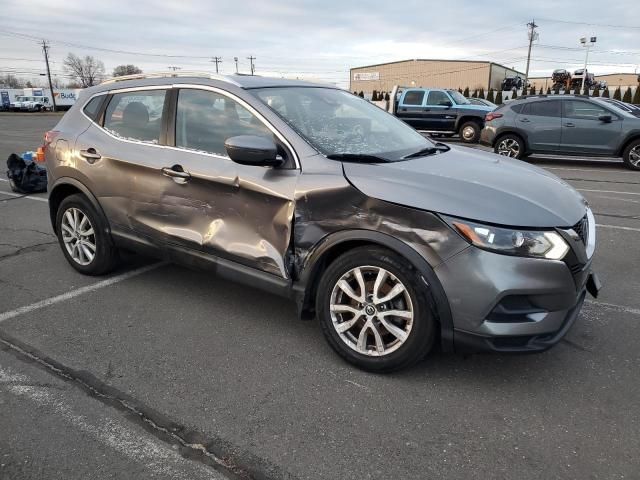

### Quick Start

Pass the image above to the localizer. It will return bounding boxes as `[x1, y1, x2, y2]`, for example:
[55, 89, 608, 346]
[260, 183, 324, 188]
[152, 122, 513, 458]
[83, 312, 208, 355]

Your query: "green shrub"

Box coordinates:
[529, 86, 536, 95]
[602, 87, 610, 98]
[495, 90, 503, 105]
[384, 92, 390, 101]
[623, 87, 633, 103]
[478, 88, 485, 99]
[613, 87, 621, 100]
[583, 84, 590, 96]
[547, 87, 552, 95]
[463, 87, 470, 97]
[633, 87, 640, 105]
[358, 91, 364, 98]
[592, 86, 600, 97]
[487, 88, 495, 103]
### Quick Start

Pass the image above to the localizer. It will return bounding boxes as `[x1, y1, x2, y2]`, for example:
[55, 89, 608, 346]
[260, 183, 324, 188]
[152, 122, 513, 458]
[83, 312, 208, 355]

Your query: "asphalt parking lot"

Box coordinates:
[1, 114, 639, 479]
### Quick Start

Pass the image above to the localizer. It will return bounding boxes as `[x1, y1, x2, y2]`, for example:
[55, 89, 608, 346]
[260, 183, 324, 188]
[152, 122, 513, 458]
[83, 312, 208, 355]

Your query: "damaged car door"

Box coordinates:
[158, 87, 299, 278]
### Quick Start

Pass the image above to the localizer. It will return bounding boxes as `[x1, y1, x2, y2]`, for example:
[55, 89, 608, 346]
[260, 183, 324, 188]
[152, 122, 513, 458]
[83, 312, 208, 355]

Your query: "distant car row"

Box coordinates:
[480, 94, 640, 170]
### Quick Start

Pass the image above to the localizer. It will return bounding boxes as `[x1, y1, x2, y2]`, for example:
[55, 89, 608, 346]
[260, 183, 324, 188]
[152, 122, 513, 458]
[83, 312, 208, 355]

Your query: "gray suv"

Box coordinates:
[481, 94, 640, 170]
[45, 73, 600, 372]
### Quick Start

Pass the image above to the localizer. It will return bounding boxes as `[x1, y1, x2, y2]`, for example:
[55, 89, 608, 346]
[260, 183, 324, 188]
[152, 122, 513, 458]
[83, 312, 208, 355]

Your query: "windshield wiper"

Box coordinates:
[402, 143, 450, 159]
[326, 153, 390, 163]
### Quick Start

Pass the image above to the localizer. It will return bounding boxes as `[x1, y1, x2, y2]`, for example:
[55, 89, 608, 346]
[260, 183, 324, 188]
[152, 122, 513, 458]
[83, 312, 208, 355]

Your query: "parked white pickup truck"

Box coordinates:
[10, 95, 52, 112]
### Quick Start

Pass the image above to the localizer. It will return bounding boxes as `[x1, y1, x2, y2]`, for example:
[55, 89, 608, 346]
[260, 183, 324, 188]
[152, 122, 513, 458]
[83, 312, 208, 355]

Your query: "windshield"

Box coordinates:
[252, 87, 434, 161]
[448, 90, 470, 105]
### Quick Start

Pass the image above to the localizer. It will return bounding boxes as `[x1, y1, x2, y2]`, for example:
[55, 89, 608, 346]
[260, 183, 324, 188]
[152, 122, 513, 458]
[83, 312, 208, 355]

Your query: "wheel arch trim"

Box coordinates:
[48, 177, 109, 235]
[294, 229, 455, 351]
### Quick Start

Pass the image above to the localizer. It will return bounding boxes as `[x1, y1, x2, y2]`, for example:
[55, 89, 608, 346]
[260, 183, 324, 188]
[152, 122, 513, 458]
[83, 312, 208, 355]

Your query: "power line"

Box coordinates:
[536, 18, 640, 30]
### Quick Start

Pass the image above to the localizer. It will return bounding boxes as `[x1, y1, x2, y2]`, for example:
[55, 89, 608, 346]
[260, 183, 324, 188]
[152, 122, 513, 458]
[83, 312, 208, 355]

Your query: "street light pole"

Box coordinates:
[580, 36, 597, 92]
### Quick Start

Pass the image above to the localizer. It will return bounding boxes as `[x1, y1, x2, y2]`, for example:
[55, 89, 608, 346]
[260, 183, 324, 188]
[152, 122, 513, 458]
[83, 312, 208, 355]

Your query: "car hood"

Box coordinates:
[457, 104, 494, 112]
[342, 145, 587, 228]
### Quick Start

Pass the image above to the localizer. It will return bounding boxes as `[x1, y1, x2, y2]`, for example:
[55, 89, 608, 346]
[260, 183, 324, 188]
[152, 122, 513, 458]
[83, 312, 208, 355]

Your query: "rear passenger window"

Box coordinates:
[527, 101, 560, 117]
[104, 90, 166, 143]
[83, 96, 104, 121]
[175, 89, 272, 157]
[402, 91, 425, 106]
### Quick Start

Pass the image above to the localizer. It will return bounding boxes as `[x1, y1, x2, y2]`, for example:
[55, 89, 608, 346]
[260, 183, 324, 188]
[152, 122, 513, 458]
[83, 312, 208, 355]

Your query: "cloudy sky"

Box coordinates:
[1, 0, 638, 88]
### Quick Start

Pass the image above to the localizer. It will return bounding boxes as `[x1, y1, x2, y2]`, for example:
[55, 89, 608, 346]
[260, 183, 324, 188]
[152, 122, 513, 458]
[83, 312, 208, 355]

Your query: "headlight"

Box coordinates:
[444, 216, 570, 260]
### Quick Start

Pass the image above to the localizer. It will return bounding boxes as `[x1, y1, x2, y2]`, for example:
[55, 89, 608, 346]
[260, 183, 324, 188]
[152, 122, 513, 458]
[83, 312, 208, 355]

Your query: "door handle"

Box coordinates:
[519, 118, 530, 123]
[161, 166, 191, 184]
[79, 148, 101, 163]
[564, 122, 575, 127]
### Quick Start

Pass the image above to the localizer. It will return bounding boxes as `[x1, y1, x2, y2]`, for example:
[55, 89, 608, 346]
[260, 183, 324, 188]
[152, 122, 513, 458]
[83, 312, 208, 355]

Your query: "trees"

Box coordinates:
[622, 87, 633, 103]
[602, 87, 610, 98]
[64, 53, 105, 87]
[613, 87, 622, 100]
[487, 88, 495, 103]
[592, 86, 600, 98]
[384, 92, 390, 101]
[358, 91, 364, 98]
[633, 87, 640, 105]
[547, 86, 552, 95]
[583, 84, 590, 96]
[478, 88, 485, 99]
[463, 87, 470, 97]
[495, 90, 503, 105]
[0, 74, 24, 88]
[112, 65, 142, 77]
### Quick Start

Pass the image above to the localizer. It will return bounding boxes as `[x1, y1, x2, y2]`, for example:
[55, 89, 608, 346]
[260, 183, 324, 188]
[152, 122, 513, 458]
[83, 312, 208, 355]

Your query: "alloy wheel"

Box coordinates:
[329, 266, 414, 356]
[497, 138, 520, 157]
[629, 145, 640, 167]
[61, 207, 96, 266]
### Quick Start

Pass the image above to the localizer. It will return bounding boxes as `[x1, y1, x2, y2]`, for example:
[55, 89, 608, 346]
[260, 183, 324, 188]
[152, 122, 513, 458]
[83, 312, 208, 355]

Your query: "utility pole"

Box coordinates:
[41, 40, 57, 112]
[211, 56, 222, 74]
[234, 57, 239, 73]
[247, 55, 256, 75]
[523, 20, 538, 93]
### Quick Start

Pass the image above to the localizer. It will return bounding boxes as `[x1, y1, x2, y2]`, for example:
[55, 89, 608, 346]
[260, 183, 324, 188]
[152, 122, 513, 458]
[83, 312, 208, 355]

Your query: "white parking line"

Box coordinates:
[0, 365, 223, 479]
[586, 300, 640, 316]
[0, 263, 165, 323]
[596, 224, 640, 232]
[0, 190, 48, 202]
[578, 189, 640, 196]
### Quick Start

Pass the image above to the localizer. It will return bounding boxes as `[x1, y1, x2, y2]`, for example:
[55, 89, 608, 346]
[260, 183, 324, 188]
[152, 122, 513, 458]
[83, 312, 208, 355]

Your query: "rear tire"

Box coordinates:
[459, 120, 481, 143]
[622, 139, 640, 171]
[316, 247, 437, 372]
[494, 134, 525, 159]
[55, 194, 119, 275]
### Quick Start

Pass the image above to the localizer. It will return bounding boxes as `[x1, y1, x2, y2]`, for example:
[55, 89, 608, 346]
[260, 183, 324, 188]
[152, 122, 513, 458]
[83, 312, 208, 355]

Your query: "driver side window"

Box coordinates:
[175, 89, 272, 157]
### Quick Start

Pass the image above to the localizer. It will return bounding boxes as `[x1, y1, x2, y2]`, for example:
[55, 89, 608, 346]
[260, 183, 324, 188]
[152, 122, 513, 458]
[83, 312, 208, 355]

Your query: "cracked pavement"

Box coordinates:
[0, 114, 639, 479]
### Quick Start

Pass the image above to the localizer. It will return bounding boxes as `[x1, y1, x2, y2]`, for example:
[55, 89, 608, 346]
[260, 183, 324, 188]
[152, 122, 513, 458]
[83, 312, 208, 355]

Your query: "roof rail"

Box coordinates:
[100, 71, 242, 87]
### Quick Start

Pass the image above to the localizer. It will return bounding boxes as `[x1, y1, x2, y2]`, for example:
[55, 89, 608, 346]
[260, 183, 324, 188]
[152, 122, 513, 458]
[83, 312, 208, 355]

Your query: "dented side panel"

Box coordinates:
[291, 154, 469, 280]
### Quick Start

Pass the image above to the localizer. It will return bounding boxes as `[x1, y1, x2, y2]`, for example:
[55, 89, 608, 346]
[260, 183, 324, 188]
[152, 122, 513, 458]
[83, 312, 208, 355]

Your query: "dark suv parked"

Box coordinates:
[481, 95, 640, 170]
[46, 74, 599, 372]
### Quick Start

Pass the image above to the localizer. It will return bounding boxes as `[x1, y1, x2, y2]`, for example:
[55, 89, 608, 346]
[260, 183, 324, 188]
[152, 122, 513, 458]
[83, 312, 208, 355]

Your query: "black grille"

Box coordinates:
[572, 215, 588, 245]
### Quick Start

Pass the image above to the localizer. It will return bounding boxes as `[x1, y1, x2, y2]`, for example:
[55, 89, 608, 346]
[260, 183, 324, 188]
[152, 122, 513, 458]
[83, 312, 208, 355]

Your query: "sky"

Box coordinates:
[1, 0, 639, 89]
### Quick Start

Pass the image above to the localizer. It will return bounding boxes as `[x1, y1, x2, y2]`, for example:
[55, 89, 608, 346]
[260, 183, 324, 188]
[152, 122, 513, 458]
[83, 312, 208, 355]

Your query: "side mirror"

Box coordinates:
[441, 100, 453, 108]
[224, 135, 284, 167]
[599, 114, 612, 123]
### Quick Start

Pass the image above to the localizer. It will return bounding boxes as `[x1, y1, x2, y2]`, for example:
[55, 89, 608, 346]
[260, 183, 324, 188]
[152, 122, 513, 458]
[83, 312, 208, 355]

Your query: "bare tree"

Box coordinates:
[63, 53, 105, 87]
[0, 74, 24, 88]
[113, 65, 142, 77]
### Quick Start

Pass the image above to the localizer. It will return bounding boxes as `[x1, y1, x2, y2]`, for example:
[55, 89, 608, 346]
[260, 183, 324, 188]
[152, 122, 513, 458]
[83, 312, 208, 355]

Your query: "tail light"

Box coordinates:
[485, 112, 503, 122]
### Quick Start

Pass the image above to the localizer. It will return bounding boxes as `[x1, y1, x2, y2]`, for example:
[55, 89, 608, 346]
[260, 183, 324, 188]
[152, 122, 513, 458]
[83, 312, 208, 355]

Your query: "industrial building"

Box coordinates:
[350, 59, 524, 94]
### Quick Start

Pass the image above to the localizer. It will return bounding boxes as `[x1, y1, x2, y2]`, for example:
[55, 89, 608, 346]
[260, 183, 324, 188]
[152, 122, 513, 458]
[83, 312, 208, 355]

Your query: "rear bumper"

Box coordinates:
[479, 126, 496, 147]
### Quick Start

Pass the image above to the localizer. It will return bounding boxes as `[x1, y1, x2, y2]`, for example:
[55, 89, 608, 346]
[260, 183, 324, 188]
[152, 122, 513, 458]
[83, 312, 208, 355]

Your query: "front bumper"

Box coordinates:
[434, 246, 600, 353]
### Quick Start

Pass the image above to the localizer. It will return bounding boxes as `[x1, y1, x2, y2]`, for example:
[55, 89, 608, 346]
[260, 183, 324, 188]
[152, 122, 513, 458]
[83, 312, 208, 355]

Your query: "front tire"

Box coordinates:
[55, 194, 119, 275]
[622, 139, 640, 171]
[316, 247, 436, 372]
[459, 120, 481, 143]
[494, 134, 525, 159]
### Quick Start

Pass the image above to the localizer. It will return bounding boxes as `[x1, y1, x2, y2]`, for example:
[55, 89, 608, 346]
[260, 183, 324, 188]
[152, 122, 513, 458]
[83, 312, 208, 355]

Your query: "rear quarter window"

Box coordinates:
[83, 96, 104, 121]
[402, 91, 425, 106]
